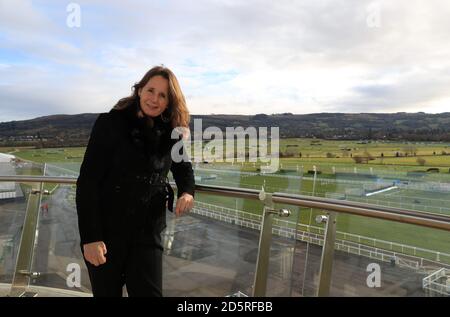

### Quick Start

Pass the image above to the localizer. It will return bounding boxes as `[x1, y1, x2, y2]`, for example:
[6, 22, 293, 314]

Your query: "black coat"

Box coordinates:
[76, 103, 195, 246]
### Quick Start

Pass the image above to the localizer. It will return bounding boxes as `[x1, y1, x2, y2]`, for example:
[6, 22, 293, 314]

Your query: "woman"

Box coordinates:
[76, 66, 195, 297]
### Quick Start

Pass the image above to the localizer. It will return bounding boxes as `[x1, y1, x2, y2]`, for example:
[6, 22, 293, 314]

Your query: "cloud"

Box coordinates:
[1, 0, 450, 121]
[343, 67, 450, 113]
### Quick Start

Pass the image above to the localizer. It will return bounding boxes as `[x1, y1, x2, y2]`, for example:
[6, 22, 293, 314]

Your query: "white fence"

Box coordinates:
[191, 201, 450, 269]
[423, 268, 450, 296]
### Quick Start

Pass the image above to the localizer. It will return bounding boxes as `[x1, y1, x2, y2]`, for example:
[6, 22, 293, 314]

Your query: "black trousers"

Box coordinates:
[84, 241, 163, 297]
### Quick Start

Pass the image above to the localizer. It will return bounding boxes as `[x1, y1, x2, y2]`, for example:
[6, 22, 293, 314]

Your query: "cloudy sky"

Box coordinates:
[1, 0, 450, 122]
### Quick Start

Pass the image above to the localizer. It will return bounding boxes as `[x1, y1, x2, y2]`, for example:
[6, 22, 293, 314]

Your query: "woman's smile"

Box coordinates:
[138, 75, 169, 118]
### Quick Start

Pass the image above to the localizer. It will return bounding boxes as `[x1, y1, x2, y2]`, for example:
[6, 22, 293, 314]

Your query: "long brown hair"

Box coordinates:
[114, 66, 190, 128]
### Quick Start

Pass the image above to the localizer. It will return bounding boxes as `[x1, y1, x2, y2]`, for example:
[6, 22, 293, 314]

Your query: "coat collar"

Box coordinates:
[113, 99, 173, 157]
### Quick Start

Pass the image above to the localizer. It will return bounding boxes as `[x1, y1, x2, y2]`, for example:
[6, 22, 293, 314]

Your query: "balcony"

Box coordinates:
[0, 161, 449, 297]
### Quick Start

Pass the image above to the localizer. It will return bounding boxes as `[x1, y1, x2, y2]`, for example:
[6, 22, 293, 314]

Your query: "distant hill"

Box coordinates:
[1, 112, 450, 147]
[0, 113, 98, 147]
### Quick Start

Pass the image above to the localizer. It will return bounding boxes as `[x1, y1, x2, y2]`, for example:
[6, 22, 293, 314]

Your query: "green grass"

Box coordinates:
[13, 147, 86, 163]
[278, 138, 450, 159]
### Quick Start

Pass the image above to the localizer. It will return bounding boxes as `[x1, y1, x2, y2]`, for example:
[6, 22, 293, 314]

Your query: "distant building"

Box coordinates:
[0, 152, 20, 200]
[0, 153, 15, 162]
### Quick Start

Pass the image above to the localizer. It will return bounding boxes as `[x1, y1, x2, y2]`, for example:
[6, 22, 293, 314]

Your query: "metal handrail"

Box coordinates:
[275, 192, 450, 220]
[2, 175, 450, 231]
[272, 193, 450, 232]
[0, 175, 76, 184]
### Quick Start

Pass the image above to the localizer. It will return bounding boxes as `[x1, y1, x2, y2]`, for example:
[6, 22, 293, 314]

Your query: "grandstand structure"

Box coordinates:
[0, 153, 20, 200]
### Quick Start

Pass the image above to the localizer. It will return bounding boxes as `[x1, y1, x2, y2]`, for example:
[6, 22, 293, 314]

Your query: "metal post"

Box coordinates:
[253, 193, 274, 297]
[9, 182, 44, 297]
[317, 211, 337, 297]
[253, 189, 291, 297]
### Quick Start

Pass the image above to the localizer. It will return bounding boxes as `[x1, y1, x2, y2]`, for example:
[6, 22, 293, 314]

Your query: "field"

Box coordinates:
[1, 147, 86, 164]
[2, 139, 450, 259]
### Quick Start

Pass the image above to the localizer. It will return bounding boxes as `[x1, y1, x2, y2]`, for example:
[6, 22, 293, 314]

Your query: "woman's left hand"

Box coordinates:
[175, 193, 194, 217]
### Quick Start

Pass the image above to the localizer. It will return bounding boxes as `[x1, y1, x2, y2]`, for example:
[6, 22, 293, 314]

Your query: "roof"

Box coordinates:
[0, 152, 16, 162]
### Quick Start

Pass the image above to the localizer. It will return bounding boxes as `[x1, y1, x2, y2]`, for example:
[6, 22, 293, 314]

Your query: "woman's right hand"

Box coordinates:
[83, 241, 107, 266]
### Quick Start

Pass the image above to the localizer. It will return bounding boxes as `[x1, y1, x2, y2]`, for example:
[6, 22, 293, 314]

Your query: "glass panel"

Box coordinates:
[329, 216, 450, 296]
[165, 160, 262, 296]
[0, 181, 28, 296]
[29, 162, 90, 295]
[163, 196, 263, 296]
[0, 160, 44, 295]
[292, 205, 327, 297]
[284, 162, 333, 297]
[45, 162, 82, 178]
[265, 166, 303, 297]
[266, 209, 301, 297]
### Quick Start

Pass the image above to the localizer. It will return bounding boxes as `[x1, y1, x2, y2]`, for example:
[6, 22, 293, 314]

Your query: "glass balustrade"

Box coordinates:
[324, 215, 450, 296]
[0, 161, 44, 296]
[0, 181, 28, 296]
[0, 159, 449, 297]
[29, 162, 89, 295]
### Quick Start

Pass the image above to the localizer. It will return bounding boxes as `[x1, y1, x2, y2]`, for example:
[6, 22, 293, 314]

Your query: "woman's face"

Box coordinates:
[138, 75, 169, 118]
